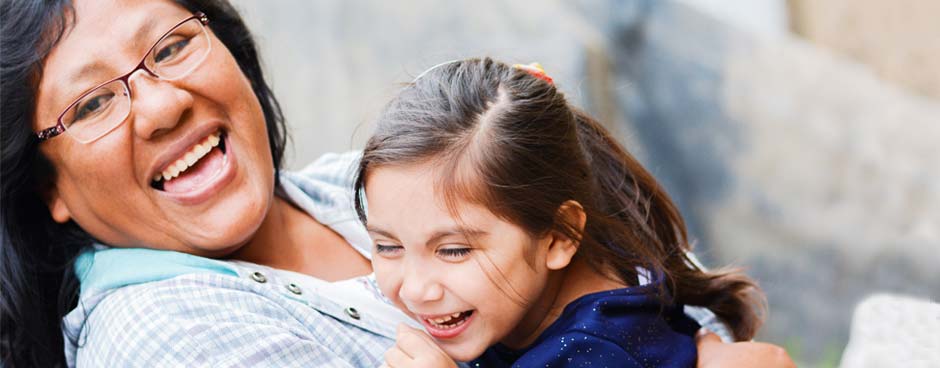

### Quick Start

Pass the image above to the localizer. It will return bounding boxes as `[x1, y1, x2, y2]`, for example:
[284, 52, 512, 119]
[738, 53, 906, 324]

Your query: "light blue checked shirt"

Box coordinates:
[61, 151, 731, 367]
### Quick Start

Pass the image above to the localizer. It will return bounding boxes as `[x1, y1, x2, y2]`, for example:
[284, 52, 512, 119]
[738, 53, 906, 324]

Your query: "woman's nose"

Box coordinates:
[127, 69, 193, 140]
[398, 262, 444, 305]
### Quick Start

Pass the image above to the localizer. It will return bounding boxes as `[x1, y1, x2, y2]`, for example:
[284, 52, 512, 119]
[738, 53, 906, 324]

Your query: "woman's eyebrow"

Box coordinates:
[65, 60, 107, 86]
[64, 16, 161, 86]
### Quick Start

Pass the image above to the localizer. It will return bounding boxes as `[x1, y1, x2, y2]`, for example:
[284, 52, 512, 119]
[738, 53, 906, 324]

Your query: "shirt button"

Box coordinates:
[250, 271, 267, 283]
[344, 307, 361, 320]
[285, 283, 303, 295]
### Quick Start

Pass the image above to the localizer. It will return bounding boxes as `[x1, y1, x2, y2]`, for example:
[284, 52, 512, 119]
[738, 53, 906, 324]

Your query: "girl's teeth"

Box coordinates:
[429, 312, 467, 325]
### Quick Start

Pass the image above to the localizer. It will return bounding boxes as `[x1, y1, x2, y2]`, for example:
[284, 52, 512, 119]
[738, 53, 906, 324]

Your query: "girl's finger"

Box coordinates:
[384, 346, 413, 367]
[395, 324, 439, 355]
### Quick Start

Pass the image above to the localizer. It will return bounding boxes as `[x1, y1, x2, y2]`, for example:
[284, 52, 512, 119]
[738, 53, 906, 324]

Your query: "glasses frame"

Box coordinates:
[37, 12, 210, 143]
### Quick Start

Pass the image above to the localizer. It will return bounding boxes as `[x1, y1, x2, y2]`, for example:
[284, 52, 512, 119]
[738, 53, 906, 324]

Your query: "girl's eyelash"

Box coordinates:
[437, 248, 471, 257]
[375, 244, 402, 253]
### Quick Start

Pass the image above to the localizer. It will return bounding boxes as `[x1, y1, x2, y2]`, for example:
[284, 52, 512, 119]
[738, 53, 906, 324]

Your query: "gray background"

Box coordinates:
[231, 1, 940, 366]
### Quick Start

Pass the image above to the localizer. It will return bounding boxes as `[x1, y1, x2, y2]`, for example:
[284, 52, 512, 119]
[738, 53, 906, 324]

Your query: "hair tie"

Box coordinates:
[513, 62, 554, 85]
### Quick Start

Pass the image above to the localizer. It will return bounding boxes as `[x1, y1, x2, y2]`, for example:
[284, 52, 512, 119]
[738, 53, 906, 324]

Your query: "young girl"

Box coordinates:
[354, 58, 764, 367]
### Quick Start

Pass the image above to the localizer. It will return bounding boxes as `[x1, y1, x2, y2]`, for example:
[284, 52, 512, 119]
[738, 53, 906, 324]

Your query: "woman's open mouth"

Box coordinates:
[149, 129, 237, 206]
[421, 310, 474, 339]
[151, 130, 227, 192]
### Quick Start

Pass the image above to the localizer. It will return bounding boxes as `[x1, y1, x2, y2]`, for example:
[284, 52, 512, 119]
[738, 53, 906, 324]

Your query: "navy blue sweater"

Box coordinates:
[470, 286, 700, 367]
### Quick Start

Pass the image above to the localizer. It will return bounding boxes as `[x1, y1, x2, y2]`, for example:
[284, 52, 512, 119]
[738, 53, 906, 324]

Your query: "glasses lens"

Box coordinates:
[61, 79, 131, 143]
[146, 18, 211, 80]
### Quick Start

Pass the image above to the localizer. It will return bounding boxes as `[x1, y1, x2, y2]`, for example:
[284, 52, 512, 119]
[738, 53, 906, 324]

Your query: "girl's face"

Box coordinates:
[365, 164, 561, 361]
[33, 0, 274, 256]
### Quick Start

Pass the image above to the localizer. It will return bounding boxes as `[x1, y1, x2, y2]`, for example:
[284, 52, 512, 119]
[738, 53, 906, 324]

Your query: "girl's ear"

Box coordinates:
[545, 200, 586, 270]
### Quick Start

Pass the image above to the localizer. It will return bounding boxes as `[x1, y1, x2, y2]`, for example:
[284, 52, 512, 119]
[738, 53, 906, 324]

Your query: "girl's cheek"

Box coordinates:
[373, 263, 400, 301]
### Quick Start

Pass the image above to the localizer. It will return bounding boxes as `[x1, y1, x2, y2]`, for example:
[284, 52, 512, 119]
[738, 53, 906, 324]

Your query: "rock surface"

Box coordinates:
[839, 294, 940, 368]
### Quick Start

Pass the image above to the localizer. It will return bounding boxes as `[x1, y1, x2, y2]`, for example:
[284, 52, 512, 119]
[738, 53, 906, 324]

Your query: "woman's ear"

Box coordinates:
[45, 186, 72, 224]
[545, 200, 586, 270]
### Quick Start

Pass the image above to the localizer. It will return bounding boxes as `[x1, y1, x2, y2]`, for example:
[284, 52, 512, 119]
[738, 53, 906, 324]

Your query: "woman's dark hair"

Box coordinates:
[354, 57, 765, 341]
[0, 1, 288, 366]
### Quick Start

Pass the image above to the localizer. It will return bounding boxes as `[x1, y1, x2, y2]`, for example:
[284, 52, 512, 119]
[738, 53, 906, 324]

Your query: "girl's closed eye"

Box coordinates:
[375, 244, 404, 257]
[436, 246, 472, 261]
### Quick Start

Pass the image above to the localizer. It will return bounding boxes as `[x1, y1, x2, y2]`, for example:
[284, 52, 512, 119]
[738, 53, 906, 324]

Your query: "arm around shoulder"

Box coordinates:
[70, 277, 361, 367]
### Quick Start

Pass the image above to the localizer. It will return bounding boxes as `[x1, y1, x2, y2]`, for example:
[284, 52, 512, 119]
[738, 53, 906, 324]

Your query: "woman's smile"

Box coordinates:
[150, 128, 237, 205]
[29, 0, 277, 254]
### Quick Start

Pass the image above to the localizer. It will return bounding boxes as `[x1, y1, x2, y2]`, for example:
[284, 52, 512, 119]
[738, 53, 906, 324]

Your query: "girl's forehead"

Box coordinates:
[366, 166, 503, 233]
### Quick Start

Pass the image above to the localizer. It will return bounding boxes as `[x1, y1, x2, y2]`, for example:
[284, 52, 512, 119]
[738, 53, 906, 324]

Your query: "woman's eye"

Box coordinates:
[154, 38, 192, 63]
[375, 244, 404, 257]
[437, 247, 471, 260]
[72, 92, 114, 123]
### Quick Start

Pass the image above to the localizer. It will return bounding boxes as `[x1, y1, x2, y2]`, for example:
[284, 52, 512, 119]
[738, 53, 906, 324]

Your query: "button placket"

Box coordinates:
[344, 307, 361, 320]
[250, 271, 267, 283]
[286, 283, 303, 295]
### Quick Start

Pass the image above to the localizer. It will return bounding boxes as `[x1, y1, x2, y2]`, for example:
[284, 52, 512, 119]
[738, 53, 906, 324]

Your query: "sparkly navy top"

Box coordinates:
[470, 286, 700, 367]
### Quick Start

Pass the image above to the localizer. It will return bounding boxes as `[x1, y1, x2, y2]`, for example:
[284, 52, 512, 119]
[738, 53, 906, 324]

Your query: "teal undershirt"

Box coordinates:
[75, 247, 238, 296]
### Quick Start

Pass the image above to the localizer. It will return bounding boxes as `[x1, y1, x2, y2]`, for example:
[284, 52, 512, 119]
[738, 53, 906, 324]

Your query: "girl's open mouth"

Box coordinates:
[421, 310, 474, 339]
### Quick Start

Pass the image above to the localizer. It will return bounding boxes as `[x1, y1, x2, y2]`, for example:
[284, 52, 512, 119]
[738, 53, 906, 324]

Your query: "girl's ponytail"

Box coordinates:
[573, 109, 765, 340]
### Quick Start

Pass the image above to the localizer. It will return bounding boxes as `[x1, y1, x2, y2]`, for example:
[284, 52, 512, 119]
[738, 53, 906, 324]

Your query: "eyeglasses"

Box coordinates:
[36, 12, 212, 144]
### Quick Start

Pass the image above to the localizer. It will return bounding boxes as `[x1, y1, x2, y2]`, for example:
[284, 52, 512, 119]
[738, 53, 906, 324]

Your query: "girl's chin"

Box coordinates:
[440, 342, 487, 363]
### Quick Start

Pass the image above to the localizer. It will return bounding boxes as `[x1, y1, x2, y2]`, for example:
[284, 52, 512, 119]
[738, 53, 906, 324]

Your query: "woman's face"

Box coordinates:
[365, 164, 558, 361]
[33, 0, 275, 256]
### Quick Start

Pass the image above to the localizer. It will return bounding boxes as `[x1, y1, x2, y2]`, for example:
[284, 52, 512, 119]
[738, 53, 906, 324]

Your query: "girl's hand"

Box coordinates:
[695, 329, 796, 368]
[381, 324, 458, 368]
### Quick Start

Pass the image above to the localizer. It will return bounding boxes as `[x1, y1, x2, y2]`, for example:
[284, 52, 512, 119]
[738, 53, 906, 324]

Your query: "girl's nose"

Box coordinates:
[127, 69, 193, 140]
[399, 262, 445, 305]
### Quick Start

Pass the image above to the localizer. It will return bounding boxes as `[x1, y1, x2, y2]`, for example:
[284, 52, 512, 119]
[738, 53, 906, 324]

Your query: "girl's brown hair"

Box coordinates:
[354, 57, 765, 340]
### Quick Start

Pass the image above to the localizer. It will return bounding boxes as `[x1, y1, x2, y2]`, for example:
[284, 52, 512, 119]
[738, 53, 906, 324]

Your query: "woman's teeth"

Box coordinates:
[153, 132, 221, 182]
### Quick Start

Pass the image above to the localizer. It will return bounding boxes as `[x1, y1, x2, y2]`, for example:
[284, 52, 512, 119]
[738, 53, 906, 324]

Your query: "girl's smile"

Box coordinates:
[365, 163, 571, 361]
[418, 310, 475, 339]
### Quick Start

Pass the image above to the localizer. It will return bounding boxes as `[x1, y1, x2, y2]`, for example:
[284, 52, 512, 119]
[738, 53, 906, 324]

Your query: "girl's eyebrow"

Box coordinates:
[365, 225, 488, 246]
[365, 226, 398, 241]
[426, 228, 488, 246]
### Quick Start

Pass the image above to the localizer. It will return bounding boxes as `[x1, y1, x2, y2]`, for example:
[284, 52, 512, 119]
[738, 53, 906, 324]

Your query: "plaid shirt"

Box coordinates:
[62, 151, 731, 367]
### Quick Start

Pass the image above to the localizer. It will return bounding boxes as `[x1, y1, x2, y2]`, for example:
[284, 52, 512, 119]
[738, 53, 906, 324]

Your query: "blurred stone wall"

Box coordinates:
[231, 1, 939, 366]
[231, 0, 609, 169]
[789, 0, 940, 99]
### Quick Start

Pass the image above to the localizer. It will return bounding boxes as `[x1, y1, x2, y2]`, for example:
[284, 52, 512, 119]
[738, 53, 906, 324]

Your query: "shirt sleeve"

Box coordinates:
[71, 276, 373, 367]
[295, 150, 363, 191]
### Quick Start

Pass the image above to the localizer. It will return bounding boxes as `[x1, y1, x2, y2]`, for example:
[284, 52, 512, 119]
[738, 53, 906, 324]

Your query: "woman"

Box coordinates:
[0, 0, 794, 367]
